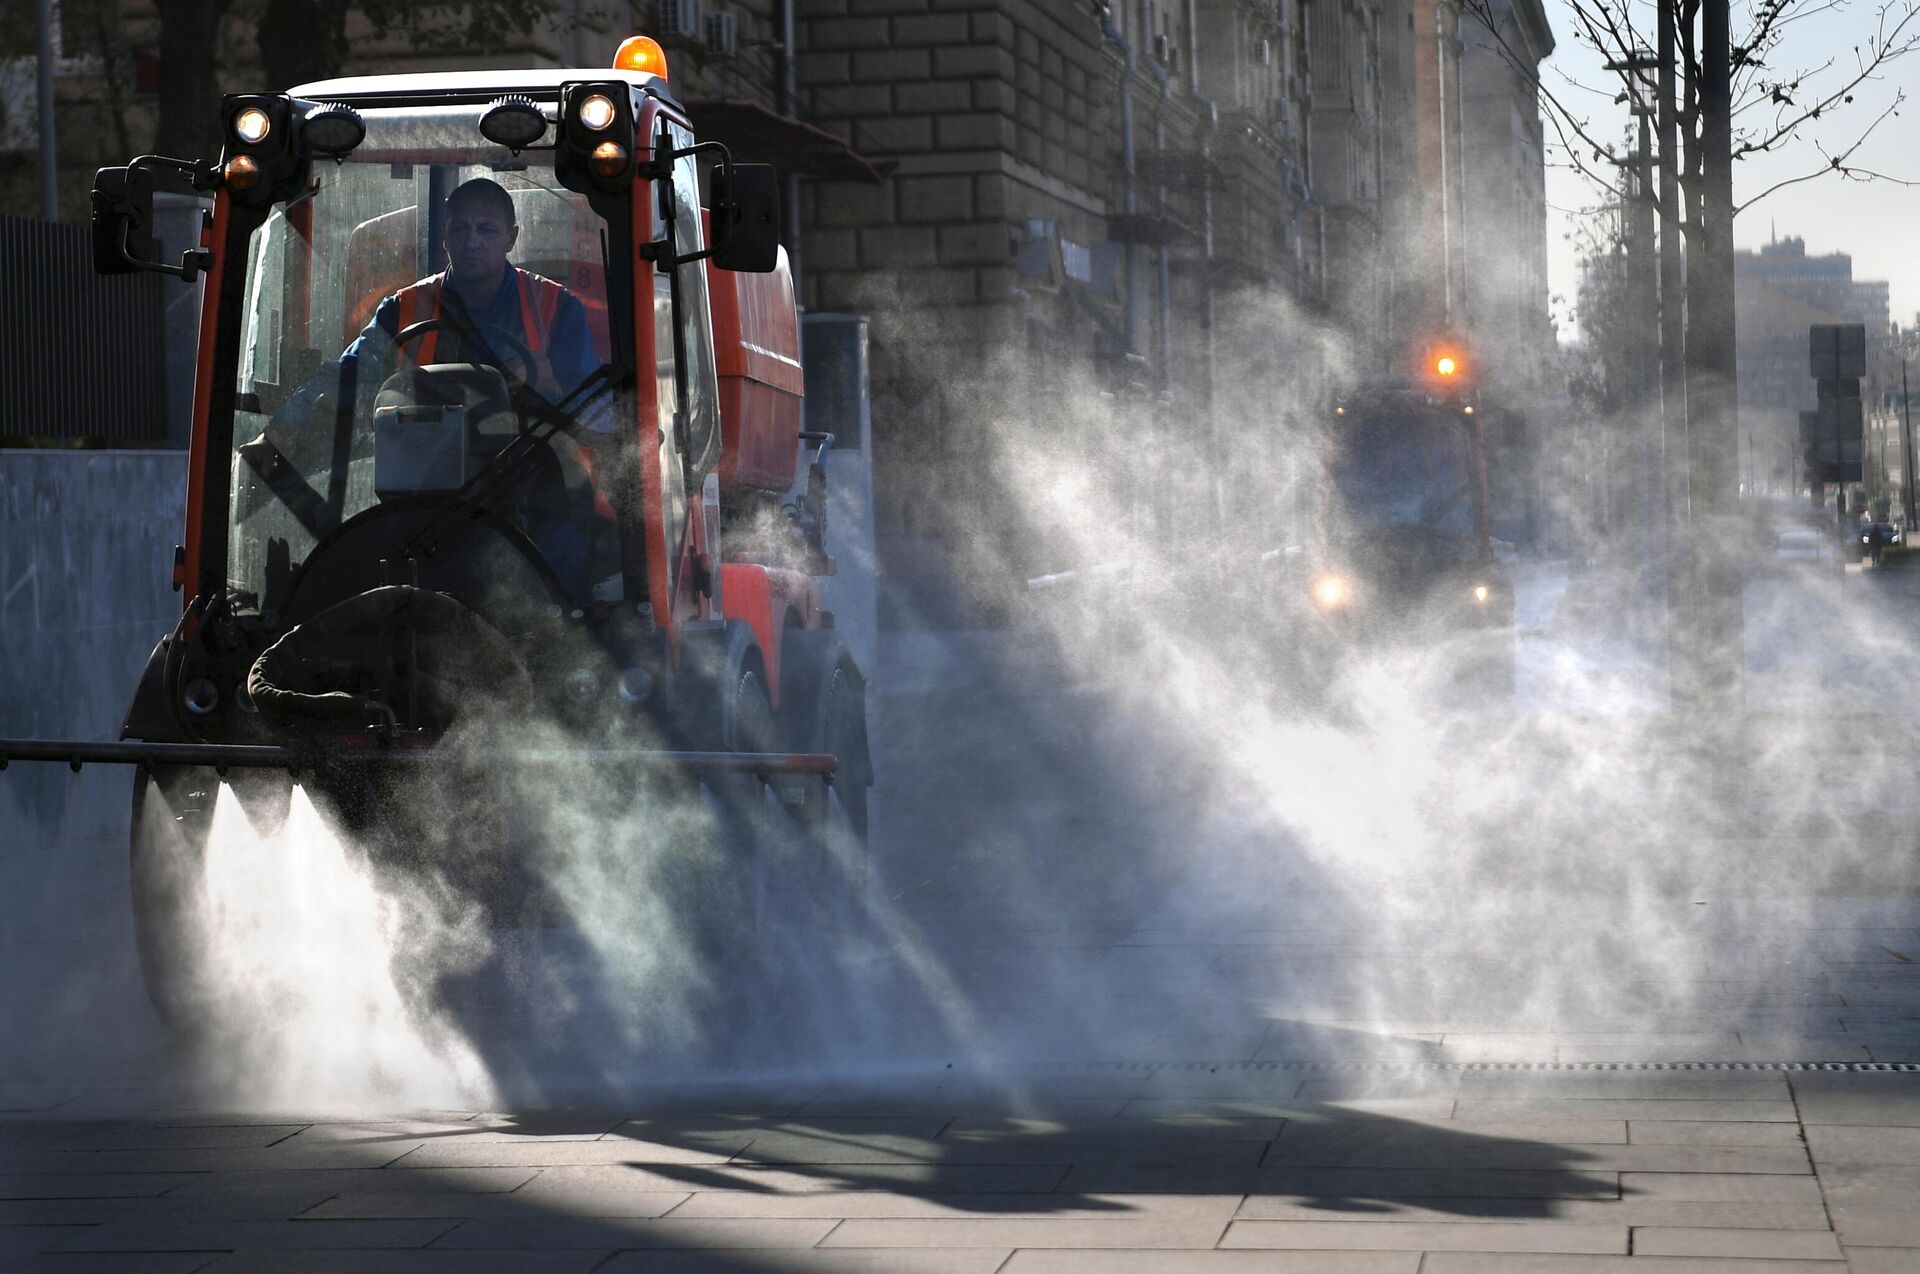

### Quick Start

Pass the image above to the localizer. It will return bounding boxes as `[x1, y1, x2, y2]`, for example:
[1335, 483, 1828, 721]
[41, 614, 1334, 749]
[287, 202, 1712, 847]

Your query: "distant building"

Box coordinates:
[1457, 0, 1556, 544]
[1735, 236, 1892, 493]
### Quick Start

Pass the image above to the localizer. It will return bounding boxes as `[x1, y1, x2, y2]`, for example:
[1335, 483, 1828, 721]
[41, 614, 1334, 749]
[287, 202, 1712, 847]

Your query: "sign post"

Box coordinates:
[1807, 324, 1866, 544]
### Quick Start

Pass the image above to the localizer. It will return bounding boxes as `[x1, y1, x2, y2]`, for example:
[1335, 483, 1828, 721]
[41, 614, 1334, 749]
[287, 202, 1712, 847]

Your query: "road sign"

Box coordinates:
[1810, 323, 1867, 379]
[1802, 407, 1864, 484]
[1818, 395, 1863, 440]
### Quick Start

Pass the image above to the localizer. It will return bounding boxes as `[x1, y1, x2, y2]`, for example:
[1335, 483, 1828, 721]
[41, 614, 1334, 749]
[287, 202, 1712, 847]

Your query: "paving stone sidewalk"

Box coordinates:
[1, 1063, 1916, 1273]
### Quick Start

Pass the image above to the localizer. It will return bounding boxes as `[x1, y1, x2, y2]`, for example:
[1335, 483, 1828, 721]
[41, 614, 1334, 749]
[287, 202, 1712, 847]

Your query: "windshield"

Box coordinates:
[1329, 411, 1479, 539]
[224, 104, 626, 621]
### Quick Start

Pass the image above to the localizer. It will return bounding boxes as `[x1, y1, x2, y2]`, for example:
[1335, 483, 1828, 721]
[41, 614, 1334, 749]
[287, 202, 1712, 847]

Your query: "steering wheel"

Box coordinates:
[394, 316, 538, 388]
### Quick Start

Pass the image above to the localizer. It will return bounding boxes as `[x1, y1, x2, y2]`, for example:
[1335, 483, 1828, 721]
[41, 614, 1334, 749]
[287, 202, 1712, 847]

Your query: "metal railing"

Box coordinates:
[0, 215, 169, 443]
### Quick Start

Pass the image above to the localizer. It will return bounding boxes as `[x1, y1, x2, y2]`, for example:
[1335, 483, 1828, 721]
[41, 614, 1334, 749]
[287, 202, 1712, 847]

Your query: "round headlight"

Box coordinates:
[589, 140, 628, 179]
[234, 107, 273, 145]
[222, 154, 264, 191]
[1472, 584, 1490, 603]
[578, 94, 617, 130]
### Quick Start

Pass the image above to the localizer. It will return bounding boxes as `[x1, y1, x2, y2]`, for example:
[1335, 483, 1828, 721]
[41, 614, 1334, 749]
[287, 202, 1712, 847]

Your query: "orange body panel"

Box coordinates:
[707, 226, 803, 495]
[182, 195, 230, 606]
[718, 562, 820, 708]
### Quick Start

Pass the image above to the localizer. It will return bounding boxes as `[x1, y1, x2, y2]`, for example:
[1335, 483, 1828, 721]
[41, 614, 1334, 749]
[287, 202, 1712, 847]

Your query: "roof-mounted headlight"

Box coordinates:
[302, 103, 365, 157]
[480, 95, 548, 151]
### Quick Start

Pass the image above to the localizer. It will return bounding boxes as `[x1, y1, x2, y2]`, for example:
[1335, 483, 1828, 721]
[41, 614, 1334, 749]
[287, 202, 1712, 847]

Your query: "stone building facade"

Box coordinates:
[1457, 0, 1556, 543]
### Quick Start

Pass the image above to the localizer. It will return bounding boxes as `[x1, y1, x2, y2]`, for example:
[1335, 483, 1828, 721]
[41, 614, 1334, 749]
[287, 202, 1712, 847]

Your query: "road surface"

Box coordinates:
[3, 558, 1919, 1271]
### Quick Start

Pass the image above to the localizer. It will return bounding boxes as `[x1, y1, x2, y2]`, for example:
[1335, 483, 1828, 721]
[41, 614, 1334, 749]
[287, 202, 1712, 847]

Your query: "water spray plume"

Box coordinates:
[17, 277, 1918, 1115]
[190, 781, 495, 1111]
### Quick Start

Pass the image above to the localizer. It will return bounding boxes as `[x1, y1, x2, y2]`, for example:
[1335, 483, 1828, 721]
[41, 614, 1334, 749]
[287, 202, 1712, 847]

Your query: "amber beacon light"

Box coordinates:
[614, 35, 670, 79]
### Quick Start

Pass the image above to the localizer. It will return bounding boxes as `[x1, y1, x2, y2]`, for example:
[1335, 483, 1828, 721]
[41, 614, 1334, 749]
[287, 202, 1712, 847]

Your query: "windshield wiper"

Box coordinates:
[399, 363, 622, 563]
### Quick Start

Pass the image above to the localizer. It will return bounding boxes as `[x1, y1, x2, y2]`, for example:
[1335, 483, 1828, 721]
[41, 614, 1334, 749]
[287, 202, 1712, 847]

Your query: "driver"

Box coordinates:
[346, 177, 599, 406]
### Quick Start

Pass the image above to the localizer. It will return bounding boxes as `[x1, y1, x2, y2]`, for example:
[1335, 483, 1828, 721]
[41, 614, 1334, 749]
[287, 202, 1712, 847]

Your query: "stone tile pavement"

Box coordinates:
[2, 1064, 1918, 1272]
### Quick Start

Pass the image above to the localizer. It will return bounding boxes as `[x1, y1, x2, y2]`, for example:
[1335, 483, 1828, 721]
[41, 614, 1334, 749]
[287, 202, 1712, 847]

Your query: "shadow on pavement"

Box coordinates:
[0, 1097, 1620, 1270]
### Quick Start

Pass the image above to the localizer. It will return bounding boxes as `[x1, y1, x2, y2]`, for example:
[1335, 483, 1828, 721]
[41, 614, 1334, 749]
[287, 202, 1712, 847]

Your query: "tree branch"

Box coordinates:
[1734, 93, 1917, 212]
[1731, 0, 1920, 156]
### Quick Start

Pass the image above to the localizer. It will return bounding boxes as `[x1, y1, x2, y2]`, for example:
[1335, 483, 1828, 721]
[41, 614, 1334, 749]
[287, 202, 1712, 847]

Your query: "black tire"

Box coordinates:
[810, 663, 870, 846]
[696, 662, 779, 931]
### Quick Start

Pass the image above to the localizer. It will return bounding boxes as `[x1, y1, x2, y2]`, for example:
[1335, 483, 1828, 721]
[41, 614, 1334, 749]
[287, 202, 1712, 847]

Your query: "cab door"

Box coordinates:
[636, 102, 723, 630]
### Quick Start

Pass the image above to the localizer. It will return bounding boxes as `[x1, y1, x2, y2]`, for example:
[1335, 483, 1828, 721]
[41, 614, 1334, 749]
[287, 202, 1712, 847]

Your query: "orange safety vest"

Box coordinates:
[392, 268, 566, 393]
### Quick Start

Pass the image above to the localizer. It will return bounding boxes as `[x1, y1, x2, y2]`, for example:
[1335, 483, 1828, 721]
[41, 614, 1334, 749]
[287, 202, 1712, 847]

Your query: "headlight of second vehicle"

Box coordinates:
[1312, 574, 1350, 611]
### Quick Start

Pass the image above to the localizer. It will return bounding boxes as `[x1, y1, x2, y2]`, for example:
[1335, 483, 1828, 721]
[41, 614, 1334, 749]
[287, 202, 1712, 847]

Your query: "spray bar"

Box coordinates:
[0, 739, 837, 777]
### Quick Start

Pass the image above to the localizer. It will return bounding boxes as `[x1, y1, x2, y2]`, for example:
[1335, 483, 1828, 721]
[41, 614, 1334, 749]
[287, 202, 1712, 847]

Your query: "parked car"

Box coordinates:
[1772, 526, 1840, 573]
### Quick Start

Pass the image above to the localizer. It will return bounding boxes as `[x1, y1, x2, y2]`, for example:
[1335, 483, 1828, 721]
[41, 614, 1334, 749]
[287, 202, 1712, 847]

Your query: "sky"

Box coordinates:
[1540, 0, 1920, 339]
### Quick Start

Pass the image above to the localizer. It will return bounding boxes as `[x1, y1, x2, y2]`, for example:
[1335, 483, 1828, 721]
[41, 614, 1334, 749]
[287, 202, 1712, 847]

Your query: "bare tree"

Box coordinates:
[1455, 0, 1920, 725]
[139, 1, 567, 162]
[257, 1, 562, 93]
[157, 0, 236, 160]
[1464, 0, 1919, 232]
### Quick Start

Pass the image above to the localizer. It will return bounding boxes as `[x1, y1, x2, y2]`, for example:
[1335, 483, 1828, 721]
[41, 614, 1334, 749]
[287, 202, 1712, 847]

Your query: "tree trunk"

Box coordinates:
[155, 0, 234, 160]
[1658, 0, 1693, 715]
[258, 0, 354, 92]
[1684, 0, 1745, 791]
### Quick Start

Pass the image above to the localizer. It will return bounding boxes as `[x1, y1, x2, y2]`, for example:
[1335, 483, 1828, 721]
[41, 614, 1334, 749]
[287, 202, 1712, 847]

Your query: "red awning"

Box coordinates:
[684, 99, 894, 184]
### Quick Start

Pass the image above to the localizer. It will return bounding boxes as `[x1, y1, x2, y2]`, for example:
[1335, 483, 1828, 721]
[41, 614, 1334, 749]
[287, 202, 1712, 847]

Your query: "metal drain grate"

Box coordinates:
[1013, 1060, 1920, 1074]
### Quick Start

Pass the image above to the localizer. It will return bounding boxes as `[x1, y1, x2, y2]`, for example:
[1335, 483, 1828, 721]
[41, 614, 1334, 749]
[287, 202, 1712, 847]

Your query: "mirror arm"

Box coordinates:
[641, 139, 736, 184]
[128, 153, 224, 193]
[799, 430, 835, 466]
[112, 155, 222, 282]
[117, 217, 213, 284]
[641, 139, 746, 248]
[642, 243, 717, 270]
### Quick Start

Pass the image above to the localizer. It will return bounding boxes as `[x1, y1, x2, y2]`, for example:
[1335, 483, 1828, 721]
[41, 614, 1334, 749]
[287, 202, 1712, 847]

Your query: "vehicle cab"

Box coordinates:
[92, 39, 795, 747]
[1303, 383, 1508, 631]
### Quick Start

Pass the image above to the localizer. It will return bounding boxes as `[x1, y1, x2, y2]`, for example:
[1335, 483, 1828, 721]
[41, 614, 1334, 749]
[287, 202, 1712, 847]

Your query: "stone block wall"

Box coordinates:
[797, 0, 1121, 321]
[795, 0, 1273, 607]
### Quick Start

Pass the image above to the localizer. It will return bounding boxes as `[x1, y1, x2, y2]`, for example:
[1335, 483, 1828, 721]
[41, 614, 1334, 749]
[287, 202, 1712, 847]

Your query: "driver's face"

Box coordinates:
[444, 200, 517, 288]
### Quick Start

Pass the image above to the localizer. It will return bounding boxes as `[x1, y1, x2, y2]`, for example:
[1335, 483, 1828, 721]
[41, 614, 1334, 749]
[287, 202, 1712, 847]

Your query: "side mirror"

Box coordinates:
[710, 163, 780, 274]
[91, 166, 155, 276]
[91, 160, 214, 282]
